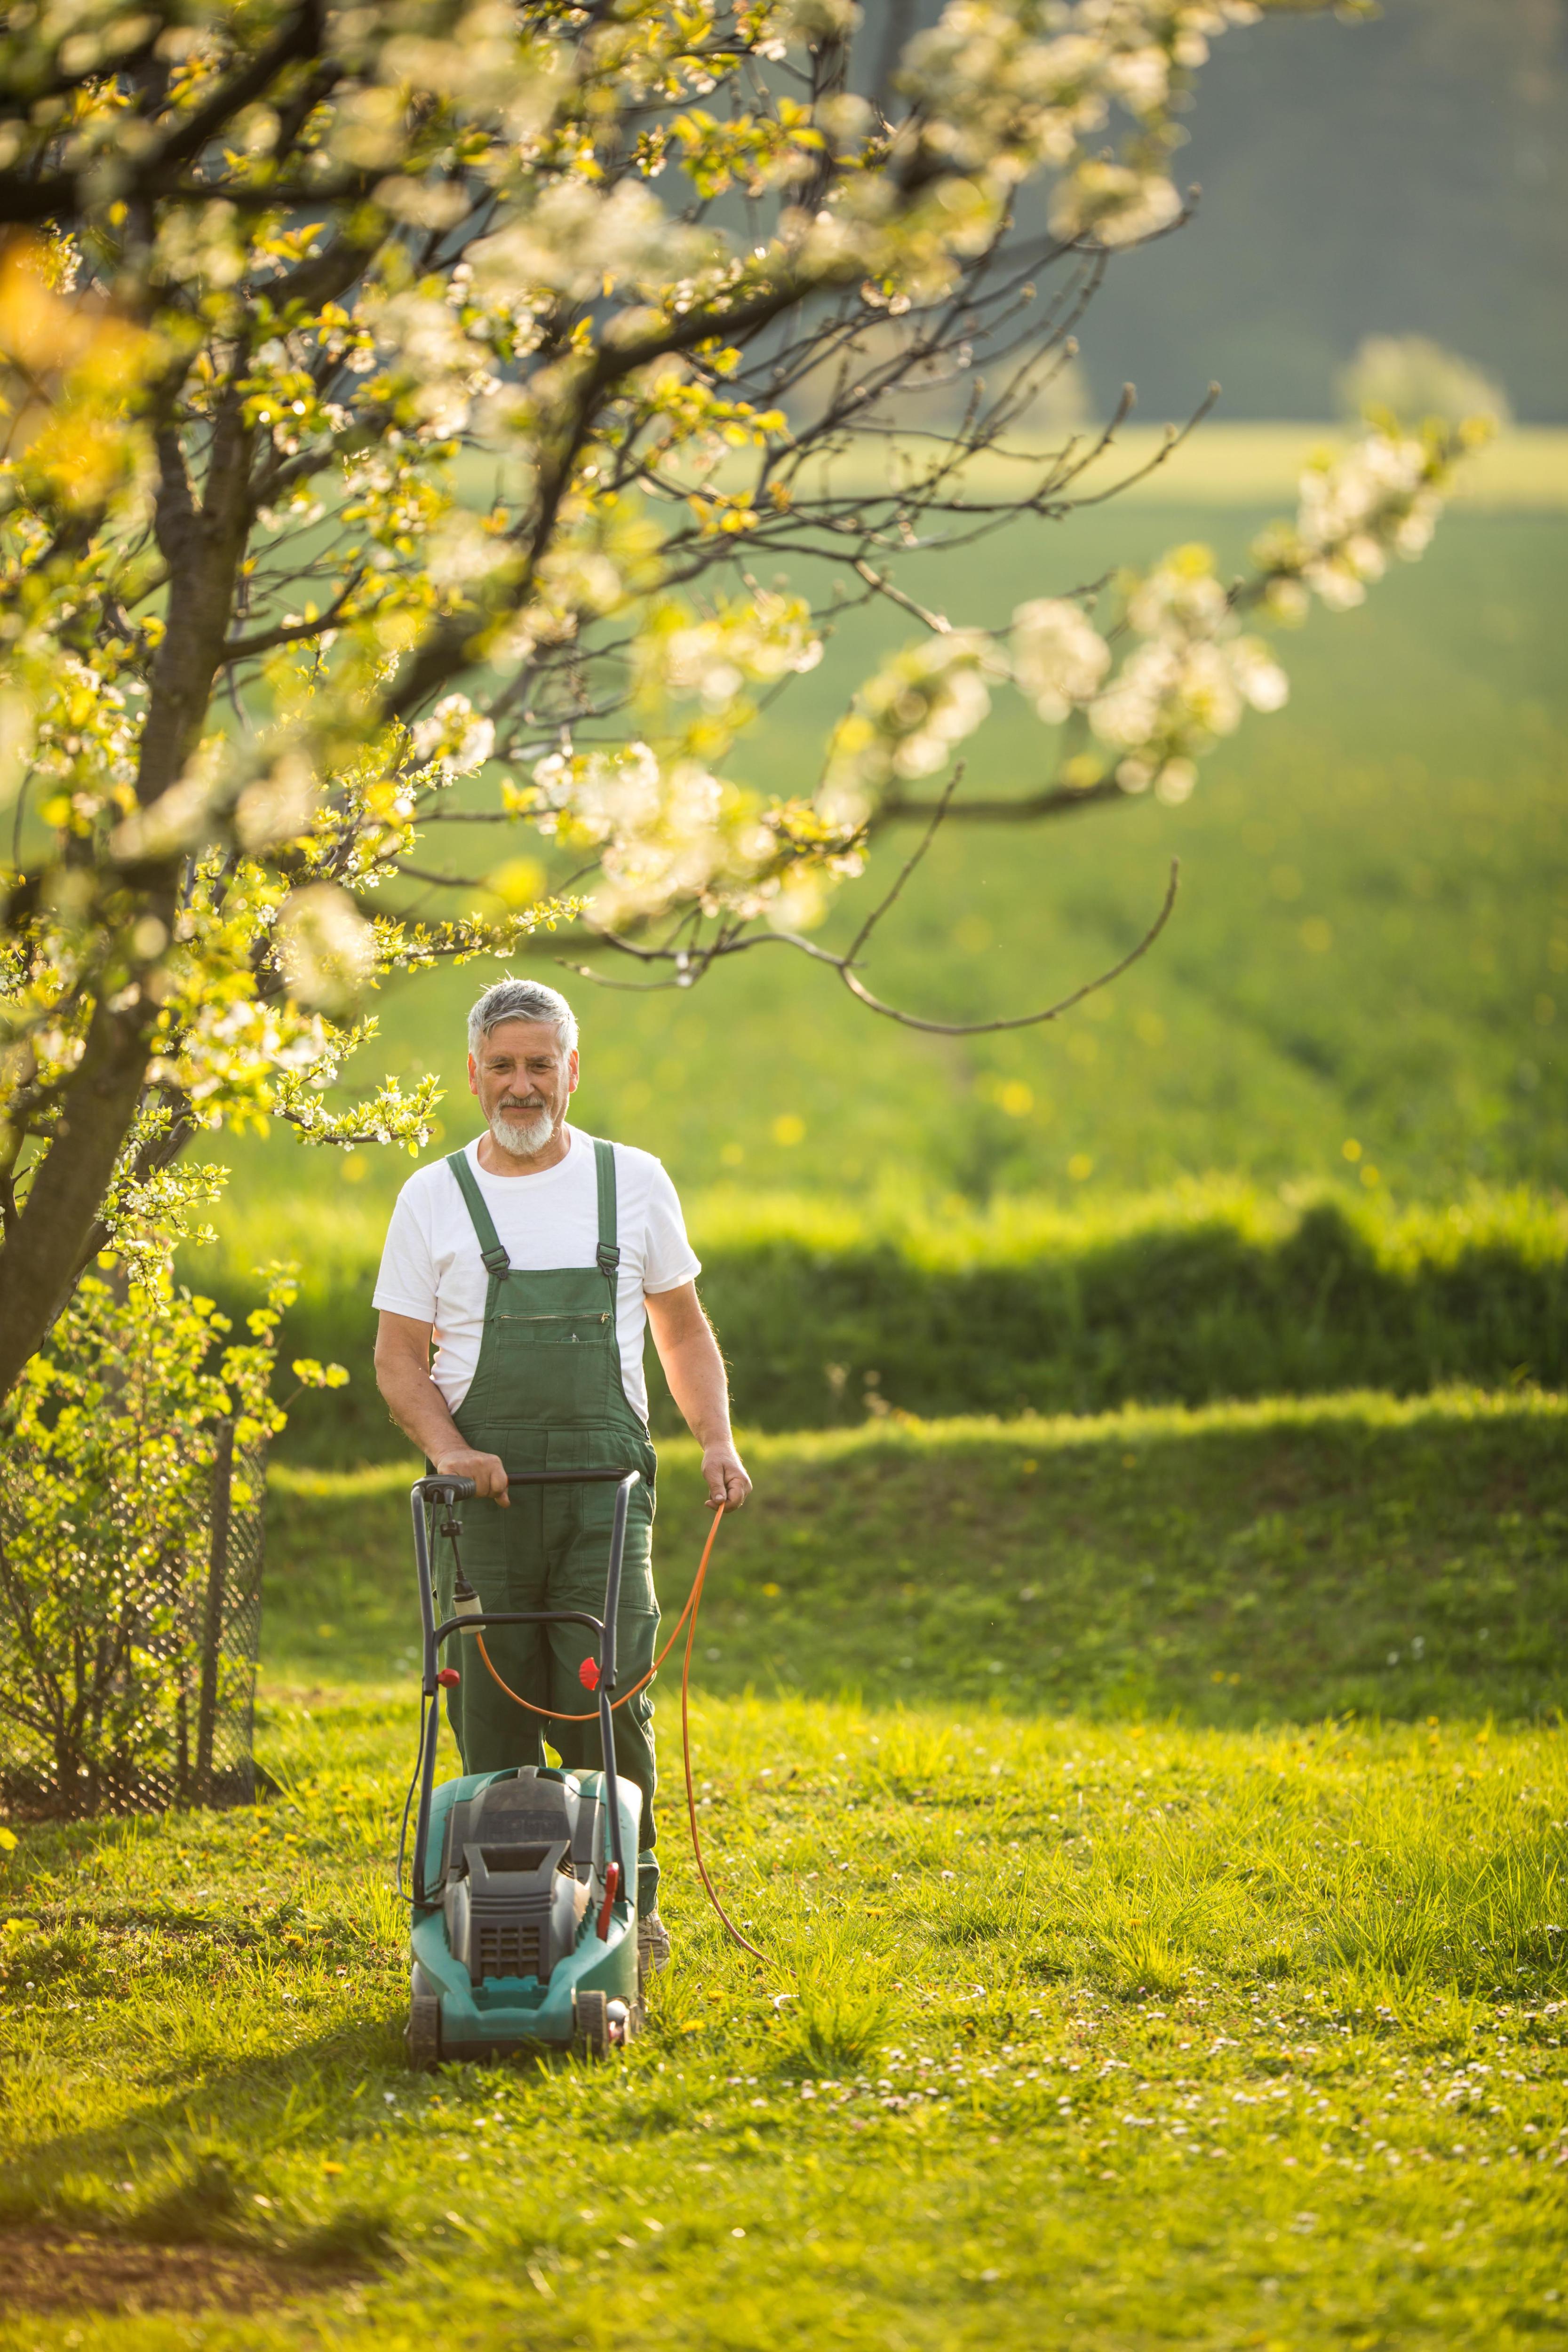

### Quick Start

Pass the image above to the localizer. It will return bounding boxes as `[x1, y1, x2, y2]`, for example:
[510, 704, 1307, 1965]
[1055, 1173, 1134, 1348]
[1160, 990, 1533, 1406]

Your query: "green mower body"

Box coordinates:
[408, 1764, 641, 2065]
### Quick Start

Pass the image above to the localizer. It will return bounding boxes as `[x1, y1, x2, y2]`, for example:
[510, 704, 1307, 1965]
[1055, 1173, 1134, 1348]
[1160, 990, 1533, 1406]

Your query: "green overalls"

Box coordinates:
[436, 1138, 662, 1916]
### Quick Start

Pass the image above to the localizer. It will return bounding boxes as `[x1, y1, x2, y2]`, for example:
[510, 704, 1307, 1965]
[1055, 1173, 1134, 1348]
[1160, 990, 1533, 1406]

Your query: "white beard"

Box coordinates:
[489, 1104, 556, 1157]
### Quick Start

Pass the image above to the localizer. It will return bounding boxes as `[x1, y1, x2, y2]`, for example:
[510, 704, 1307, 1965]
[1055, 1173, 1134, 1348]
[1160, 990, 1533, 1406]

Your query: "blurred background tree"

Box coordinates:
[1081, 0, 1568, 421]
[1336, 335, 1512, 434]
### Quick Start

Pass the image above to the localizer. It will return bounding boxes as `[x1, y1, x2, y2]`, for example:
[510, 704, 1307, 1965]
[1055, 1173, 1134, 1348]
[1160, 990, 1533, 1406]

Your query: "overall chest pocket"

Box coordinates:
[489, 1294, 616, 1423]
[495, 1310, 612, 1345]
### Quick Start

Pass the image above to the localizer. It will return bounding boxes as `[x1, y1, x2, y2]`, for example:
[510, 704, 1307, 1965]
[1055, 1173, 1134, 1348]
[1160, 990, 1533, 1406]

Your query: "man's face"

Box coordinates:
[469, 1019, 578, 1156]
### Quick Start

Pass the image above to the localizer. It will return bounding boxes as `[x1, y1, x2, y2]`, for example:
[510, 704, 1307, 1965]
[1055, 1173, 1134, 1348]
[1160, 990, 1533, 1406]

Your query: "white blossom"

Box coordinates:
[1011, 598, 1112, 722]
[655, 593, 823, 711]
[1083, 543, 1289, 790]
[1289, 432, 1447, 611]
[234, 753, 317, 852]
[823, 633, 999, 822]
[275, 883, 376, 1009]
[411, 695, 496, 777]
[472, 181, 708, 307]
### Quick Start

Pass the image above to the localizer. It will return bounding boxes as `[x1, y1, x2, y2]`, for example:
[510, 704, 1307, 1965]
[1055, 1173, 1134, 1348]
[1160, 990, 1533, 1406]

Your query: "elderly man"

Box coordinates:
[373, 977, 750, 1978]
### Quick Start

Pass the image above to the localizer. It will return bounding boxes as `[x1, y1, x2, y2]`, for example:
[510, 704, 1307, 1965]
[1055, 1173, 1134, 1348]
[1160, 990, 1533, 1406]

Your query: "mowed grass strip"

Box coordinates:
[266, 1387, 1568, 1724]
[1, 1693, 1565, 2348]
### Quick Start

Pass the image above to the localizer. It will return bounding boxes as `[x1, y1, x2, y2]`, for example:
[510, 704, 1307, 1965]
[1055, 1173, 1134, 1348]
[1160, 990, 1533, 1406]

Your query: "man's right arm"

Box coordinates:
[374, 1312, 511, 1504]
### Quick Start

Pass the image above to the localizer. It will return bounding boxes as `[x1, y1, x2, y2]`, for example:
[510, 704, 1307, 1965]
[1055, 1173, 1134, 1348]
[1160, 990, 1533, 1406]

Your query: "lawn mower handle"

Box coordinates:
[408, 1468, 641, 1914]
[419, 1468, 641, 1503]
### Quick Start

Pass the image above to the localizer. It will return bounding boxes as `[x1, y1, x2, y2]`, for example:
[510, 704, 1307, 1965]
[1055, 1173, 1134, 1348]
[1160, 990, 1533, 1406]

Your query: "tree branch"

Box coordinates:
[844, 763, 966, 964]
[877, 775, 1127, 826]
[0, 1, 327, 226]
[221, 574, 362, 663]
[828, 858, 1180, 1035]
[384, 267, 847, 723]
[560, 785, 1180, 1038]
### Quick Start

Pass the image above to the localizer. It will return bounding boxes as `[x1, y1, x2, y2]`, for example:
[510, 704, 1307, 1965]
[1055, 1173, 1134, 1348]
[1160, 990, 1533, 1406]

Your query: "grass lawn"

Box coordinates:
[3, 1392, 1565, 2345]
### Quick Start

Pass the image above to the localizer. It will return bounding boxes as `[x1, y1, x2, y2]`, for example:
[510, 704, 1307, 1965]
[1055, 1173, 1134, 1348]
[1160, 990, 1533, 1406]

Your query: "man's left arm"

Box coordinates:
[645, 1282, 751, 1512]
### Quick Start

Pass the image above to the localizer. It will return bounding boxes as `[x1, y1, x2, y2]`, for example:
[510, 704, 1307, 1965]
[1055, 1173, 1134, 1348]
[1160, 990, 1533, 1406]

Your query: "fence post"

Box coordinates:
[195, 1418, 233, 1804]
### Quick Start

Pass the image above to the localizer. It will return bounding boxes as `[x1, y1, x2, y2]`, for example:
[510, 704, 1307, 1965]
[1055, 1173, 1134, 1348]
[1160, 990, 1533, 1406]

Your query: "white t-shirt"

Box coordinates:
[372, 1126, 700, 1423]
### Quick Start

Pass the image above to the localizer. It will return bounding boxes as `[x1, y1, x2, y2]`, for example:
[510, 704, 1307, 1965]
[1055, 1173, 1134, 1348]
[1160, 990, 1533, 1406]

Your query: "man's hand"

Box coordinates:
[433, 1445, 511, 1505]
[701, 1441, 751, 1513]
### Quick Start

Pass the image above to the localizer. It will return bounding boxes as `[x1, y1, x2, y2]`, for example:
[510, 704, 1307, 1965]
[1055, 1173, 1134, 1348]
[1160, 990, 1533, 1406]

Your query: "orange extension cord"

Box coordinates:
[471, 1507, 766, 1965]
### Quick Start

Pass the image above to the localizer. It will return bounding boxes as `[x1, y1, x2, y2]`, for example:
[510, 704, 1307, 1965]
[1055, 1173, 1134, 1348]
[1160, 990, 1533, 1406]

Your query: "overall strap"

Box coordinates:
[592, 1136, 621, 1281]
[446, 1150, 512, 1279]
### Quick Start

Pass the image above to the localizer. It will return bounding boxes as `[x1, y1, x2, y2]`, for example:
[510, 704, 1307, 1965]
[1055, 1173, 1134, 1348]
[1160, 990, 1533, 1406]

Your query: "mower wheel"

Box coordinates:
[406, 1965, 442, 2072]
[575, 1989, 610, 2058]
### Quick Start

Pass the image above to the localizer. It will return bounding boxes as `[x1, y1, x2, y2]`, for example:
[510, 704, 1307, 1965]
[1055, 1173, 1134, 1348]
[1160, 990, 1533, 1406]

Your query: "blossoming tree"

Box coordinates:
[0, 0, 1477, 1401]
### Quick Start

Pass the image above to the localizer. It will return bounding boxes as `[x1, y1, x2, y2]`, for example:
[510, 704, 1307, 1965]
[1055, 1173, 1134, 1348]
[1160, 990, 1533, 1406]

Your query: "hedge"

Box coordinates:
[199, 1182, 1568, 1465]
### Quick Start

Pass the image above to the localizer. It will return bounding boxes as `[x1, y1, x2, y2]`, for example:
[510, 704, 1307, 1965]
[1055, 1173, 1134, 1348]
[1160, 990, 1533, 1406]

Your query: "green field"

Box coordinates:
[208, 493, 1568, 1231]
[3, 1396, 1565, 2345]
[194, 482, 1568, 1453]
[174, 464, 1568, 1470]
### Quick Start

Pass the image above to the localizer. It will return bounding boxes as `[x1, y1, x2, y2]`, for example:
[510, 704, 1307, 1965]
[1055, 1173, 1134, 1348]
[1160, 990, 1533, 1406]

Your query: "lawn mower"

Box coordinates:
[401, 1467, 645, 2068]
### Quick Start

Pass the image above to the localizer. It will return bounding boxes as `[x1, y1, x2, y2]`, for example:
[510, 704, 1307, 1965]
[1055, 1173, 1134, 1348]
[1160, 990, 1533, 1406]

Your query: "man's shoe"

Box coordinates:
[637, 1910, 671, 1986]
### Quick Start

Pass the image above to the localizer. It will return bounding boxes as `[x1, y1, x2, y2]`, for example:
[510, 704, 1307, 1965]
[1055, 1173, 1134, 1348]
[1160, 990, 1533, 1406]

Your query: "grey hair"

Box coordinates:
[467, 977, 579, 1057]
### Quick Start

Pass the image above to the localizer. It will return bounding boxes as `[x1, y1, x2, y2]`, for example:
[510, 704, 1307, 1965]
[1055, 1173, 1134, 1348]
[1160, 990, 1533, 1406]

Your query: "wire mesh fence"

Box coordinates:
[0, 1420, 266, 1819]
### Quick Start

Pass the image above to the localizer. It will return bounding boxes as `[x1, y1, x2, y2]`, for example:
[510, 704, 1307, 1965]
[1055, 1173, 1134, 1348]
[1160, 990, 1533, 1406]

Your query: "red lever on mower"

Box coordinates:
[436, 1667, 460, 1688]
[595, 1859, 621, 1940]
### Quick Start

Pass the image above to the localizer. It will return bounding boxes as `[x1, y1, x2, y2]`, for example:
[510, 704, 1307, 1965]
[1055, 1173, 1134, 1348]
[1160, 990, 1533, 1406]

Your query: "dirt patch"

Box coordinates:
[0, 2229, 361, 2316]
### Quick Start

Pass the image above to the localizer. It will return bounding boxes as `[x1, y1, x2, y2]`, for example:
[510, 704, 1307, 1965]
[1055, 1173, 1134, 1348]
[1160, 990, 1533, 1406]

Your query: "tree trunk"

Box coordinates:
[136, 396, 254, 803]
[0, 991, 160, 1399]
[0, 389, 257, 1407]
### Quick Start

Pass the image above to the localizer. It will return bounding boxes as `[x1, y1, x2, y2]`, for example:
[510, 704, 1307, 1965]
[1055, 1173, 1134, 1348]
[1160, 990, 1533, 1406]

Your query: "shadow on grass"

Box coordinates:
[263, 1391, 1568, 1726]
[0, 2007, 411, 2247]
